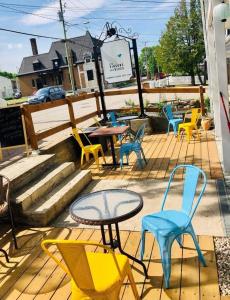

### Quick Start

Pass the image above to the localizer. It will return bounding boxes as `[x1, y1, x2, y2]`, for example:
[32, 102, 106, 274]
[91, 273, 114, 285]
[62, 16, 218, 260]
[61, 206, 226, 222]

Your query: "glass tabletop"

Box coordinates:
[70, 189, 143, 225]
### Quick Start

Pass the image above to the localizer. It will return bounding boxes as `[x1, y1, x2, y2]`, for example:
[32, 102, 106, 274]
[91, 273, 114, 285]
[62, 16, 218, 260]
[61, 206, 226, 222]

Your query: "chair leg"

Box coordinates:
[92, 151, 100, 170]
[136, 151, 143, 168]
[80, 151, 85, 167]
[176, 234, 183, 248]
[140, 229, 146, 260]
[141, 147, 147, 164]
[167, 122, 170, 136]
[100, 147, 106, 164]
[127, 264, 140, 299]
[177, 127, 181, 141]
[8, 209, 18, 249]
[0, 248, 9, 263]
[158, 238, 173, 289]
[187, 225, 207, 267]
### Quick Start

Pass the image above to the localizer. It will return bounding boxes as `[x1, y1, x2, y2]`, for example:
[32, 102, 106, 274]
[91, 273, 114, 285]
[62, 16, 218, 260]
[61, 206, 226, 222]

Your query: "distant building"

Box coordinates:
[17, 31, 99, 96]
[0, 75, 13, 99]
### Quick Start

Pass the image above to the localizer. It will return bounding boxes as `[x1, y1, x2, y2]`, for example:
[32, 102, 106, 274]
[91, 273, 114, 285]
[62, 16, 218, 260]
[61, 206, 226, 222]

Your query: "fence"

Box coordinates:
[22, 86, 206, 150]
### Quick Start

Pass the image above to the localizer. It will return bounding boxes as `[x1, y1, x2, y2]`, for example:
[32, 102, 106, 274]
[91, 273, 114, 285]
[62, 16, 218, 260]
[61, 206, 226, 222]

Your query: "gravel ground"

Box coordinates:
[214, 237, 230, 296]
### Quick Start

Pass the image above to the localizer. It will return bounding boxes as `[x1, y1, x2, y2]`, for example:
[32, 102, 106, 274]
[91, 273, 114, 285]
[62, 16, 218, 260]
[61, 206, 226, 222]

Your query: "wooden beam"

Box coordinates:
[66, 97, 76, 129]
[36, 121, 71, 141]
[199, 85, 205, 116]
[25, 99, 67, 113]
[21, 106, 38, 150]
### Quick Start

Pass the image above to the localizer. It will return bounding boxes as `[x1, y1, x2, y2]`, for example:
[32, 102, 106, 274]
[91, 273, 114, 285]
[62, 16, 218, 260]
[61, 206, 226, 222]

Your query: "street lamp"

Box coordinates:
[213, 1, 230, 22]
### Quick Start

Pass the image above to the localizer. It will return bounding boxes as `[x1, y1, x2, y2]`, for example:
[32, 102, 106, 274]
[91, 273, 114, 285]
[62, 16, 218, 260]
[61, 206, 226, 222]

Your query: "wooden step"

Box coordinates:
[14, 162, 76, 212]
[22, 170, 92, 226]
[1, 154, 55, 193]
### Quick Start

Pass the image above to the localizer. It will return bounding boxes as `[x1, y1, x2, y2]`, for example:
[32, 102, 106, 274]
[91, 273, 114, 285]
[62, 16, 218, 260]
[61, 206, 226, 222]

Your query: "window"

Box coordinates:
[55, 74, 63, 85]
[53, 60, 59, 68]
[83, 53, 91, 63]
[33, 62, 41, 71]
[87, 70, 94, 81]
[32, 79, 35, 87]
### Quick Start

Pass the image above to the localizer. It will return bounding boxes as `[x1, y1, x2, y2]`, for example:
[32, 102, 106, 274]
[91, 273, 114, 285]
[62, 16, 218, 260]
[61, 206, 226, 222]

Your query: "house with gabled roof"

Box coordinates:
[17, 31, 99, 96]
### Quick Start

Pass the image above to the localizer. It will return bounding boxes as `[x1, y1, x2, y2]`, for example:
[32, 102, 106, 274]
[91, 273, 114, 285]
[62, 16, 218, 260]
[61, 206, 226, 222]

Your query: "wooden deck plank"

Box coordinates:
[199, 236, 221, 300]
[0, 227, 225, 300]
[22, 229, 92, 300]
[88, 131, 222, 181]
[180, 234, 200, 300]
[121, 232, 154, 299]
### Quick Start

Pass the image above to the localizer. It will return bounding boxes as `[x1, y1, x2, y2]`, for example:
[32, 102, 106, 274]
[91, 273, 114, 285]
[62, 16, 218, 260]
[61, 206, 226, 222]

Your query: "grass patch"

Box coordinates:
[7, 97, 28, 106]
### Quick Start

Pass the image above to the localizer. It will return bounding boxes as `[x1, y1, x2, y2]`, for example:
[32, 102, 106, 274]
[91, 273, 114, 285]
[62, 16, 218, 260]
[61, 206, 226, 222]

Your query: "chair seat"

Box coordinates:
[71, 252, 128, 296]
[84, 144, 102, 151]
[179, 122, 194, 128]
[142, 210, 190, 236]
[169, 118, 183, 124]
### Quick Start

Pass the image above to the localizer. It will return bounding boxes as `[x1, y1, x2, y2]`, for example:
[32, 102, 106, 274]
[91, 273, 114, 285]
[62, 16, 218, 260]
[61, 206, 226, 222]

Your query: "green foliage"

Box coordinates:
[156, 102, 165, 116]
[144, 99, 150, 108]
[139, 46, 159, 79]
[204, 96, 210, 112]
[0, 70, 17, 79]
[154, 0, 205, 85]
[125, 99, 135, 107]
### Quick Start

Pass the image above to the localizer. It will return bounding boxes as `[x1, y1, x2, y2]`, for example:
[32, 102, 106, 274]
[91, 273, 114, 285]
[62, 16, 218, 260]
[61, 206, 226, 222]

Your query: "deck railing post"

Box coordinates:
[199, 85, 205, 116]
[66, 97, 76, 130]
[22, 105, 38, 150]
[95, 91, 101, 117]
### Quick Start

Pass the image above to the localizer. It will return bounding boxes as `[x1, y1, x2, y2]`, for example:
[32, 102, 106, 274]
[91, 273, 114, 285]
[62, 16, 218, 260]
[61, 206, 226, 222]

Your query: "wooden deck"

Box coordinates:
[88, 131, 224, 181]
[0, 226, 228, 300]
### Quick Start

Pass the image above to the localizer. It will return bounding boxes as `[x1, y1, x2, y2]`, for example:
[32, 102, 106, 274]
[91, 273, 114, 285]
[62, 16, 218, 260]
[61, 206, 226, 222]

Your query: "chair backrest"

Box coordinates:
[107, 112, 118, 127]
[190, 108, 201, 125]
[0, 174, 10, 214]
[161, 165, 207, 221]
[134, 123, 146, 143]
[41, 240, 122, 292]
[163, 104, 174, 121]
[72, 128, 85, 149]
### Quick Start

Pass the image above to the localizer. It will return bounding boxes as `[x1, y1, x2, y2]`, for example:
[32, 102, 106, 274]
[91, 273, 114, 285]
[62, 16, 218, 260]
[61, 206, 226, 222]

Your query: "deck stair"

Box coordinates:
[1, 155, 92, 226]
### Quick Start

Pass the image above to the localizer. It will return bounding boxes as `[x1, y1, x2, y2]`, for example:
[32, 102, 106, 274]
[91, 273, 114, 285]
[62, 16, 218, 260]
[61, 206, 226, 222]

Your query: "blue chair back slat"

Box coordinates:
[161, 164, 206, 221]
[107, 112, 117, 127]
[135, 123, 145, 143]
[163, 105, 174, 121]
[182, 167, 200, 216]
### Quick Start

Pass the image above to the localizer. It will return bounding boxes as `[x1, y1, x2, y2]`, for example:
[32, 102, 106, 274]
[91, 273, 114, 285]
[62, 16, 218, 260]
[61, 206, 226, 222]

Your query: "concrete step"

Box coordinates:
[14, 162, 76, 212]
[22, 170, 92, 226]
[1, 154, 55, 193]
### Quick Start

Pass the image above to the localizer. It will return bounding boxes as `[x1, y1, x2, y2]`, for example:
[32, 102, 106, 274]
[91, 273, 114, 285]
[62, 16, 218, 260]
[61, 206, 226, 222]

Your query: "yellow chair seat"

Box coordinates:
[41, 240, 139, 300]
[84, 144, 102, 151]
[178, 108, 201, 142]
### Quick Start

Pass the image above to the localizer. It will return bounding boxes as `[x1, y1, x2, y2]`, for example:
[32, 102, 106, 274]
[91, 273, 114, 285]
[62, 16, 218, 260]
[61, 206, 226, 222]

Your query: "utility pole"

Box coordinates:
[58, 0, 75, 94]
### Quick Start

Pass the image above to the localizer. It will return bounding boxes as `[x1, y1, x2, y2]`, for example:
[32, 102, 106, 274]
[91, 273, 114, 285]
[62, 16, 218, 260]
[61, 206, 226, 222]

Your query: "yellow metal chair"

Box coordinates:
[178, 108, 201, 142]
[72, 128, 106, 169]
[41, 240, 139, 300]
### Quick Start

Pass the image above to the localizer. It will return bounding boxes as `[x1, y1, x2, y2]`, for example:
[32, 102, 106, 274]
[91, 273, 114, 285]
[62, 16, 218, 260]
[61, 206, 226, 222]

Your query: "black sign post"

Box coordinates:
[132, 38, 147, 118]
[93, 46, 108, 122]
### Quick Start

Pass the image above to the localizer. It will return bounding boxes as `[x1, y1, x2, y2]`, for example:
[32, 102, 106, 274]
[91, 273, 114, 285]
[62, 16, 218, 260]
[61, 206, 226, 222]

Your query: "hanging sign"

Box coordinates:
[101, 39, 133, 83]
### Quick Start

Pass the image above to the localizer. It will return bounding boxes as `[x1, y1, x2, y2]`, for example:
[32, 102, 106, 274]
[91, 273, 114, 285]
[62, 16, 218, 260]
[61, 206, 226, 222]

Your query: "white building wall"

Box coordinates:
[201, 0, 230, 173]
[0, 76, 13, 98]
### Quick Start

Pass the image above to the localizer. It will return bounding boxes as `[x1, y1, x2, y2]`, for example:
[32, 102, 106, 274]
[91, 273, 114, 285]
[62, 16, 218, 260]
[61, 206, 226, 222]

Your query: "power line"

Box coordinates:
[0, 3, 59, 22]
[0, 27, 60, 39]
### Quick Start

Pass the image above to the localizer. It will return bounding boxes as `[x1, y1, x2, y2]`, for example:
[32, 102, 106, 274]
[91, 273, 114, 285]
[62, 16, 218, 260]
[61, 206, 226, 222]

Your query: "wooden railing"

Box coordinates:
[22, 86, 206, 150]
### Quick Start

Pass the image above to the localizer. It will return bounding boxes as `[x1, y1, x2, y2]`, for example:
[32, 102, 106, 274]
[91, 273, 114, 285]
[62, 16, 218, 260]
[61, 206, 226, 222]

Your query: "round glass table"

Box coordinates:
[70, 189, 147, 277]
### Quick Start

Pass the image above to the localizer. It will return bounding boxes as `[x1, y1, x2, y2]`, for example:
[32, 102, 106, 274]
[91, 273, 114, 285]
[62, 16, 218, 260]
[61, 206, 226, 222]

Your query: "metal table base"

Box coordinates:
[100, 223, 148, 277]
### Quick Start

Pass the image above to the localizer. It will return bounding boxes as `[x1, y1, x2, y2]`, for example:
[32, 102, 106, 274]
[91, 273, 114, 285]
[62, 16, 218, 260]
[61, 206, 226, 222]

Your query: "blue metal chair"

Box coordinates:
[107, 112, 125, 127]
[120, 123, 147, 169]
[140, 165, 207, 288]
[163, 104, 183, 136]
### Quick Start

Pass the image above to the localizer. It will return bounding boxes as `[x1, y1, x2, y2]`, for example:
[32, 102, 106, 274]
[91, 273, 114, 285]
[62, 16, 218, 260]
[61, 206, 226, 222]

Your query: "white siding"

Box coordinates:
[0, 76, 13, 98]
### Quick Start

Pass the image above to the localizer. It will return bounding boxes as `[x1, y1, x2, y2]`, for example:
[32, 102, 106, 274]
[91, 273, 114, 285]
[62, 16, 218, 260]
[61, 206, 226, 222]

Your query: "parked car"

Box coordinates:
[28, 86, 65, 104]
[13, 89, 22, 99]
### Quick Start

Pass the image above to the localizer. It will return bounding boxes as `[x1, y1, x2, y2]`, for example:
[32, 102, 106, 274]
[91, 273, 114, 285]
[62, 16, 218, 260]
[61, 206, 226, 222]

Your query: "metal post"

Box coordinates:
[132, 39, 147, 118]
[59, 0, 75, 94]
[93, 46, 108, 122]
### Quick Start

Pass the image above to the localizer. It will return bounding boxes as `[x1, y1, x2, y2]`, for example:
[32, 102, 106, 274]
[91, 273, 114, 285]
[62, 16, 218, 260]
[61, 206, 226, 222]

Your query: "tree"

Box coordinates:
[139, 46, 159, 79]
[0, 71, 16, 79]
[155, 0, 206, 85]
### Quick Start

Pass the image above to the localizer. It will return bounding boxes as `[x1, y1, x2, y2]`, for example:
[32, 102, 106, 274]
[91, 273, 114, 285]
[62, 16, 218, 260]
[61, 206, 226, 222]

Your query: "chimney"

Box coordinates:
[30, 38, 38, 55]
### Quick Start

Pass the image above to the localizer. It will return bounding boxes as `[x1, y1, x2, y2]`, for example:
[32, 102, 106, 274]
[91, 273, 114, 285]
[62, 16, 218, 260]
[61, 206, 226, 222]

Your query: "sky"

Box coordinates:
[0, 0, 180, 73]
